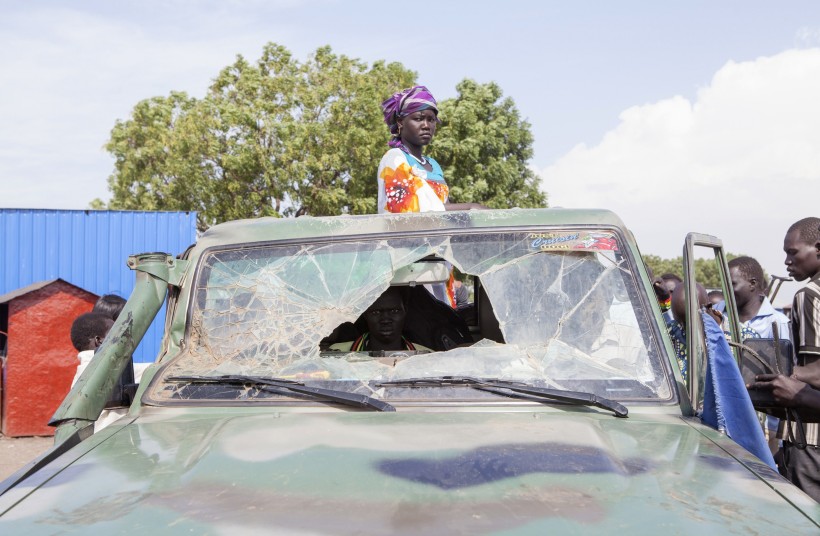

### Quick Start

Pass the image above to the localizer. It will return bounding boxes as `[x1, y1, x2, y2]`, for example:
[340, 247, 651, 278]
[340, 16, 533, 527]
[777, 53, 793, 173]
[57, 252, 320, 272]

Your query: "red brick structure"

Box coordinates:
[0, 280, 98, 437]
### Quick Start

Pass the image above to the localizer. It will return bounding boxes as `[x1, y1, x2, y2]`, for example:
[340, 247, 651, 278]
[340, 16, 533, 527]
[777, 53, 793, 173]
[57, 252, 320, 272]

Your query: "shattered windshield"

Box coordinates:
[152, 230, 671, 403]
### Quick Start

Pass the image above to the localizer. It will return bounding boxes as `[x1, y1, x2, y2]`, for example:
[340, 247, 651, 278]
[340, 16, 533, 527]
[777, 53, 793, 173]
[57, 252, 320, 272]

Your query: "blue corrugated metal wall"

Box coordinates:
[0, 209, 197, 362]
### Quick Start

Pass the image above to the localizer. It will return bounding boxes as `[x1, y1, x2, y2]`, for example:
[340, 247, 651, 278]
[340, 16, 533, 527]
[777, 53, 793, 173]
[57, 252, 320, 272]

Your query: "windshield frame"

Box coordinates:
[144, 224, 678, 408]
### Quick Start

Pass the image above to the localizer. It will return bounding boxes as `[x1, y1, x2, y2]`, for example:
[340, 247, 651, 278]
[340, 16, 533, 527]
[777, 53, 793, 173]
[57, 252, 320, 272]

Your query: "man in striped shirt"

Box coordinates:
[749, 217, 820, 501]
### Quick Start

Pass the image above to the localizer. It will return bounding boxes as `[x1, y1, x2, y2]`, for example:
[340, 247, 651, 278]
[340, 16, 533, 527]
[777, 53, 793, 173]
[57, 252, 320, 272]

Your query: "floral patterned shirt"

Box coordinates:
[377, 148, 448, 213]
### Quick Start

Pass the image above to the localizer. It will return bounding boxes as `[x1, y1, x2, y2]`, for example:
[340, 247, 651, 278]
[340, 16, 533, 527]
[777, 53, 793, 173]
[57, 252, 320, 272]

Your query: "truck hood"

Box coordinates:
[1, 409, 817, 534]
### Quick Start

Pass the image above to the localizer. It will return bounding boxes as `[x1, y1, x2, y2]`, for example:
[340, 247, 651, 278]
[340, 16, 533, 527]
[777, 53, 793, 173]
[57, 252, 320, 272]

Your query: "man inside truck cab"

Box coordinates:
[330, 288, 432, 352]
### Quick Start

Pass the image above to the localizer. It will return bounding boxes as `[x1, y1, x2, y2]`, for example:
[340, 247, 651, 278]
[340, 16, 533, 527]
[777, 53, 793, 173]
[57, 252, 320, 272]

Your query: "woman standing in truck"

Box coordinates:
[378, 85, 448, 214]
[378, 85, 485, 214]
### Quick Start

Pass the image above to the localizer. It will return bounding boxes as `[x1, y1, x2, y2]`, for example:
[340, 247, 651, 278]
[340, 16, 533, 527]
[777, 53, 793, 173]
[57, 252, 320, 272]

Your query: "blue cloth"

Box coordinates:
[700, 312, 776, 469]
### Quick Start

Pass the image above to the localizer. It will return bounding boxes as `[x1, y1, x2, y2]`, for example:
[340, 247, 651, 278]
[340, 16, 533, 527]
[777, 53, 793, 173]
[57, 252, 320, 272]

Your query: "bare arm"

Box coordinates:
[748, 373, 820, 411]
[793, 357, 820, 389]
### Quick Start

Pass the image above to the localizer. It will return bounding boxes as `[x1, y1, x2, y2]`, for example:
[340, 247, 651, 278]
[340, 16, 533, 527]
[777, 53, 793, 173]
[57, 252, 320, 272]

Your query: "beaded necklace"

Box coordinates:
[405, 151, 428, 166]
[398, 144, 428, 166]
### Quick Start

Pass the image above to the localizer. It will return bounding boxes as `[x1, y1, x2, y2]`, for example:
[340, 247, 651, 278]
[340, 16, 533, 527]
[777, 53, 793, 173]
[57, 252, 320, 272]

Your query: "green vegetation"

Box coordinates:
[642, 253, 755, 289]
[429, 79, 546, 209]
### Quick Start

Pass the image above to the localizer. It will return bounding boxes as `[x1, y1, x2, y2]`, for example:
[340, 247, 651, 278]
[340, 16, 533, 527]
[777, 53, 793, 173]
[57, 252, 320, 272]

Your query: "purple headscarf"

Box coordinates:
[382, 85, 440, 148]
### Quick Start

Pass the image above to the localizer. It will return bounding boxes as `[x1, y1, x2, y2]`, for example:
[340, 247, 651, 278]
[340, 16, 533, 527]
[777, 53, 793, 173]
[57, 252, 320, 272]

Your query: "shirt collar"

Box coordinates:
[753, 296, 777, 318]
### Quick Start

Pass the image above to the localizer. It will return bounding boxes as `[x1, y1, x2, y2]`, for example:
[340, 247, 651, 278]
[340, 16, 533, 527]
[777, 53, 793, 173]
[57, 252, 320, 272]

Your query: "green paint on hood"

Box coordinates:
[3, 409, 817, 534]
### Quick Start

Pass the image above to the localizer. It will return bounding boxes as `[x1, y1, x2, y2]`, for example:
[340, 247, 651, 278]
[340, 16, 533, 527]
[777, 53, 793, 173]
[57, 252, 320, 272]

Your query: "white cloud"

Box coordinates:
[0, 6, 292, 207]
[540, 48, 820, 306]
[796, 26, 820, 47]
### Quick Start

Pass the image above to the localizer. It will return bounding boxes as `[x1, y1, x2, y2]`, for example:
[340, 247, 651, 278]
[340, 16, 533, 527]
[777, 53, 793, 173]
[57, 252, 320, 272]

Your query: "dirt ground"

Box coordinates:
[0, 434, 54, 481]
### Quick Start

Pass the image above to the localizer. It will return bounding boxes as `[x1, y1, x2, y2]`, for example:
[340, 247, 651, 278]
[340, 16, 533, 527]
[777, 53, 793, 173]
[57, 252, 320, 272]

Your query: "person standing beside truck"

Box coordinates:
[69, 312, 114, 387]
[749, 217, 820, 501]
[92, 294, 126, 321]
[69, 312, 129, 432]
[660, 273, 682, 321]
[708, 289, 724, 305]
[728, 255, 792, 454]
[728, 256, 791, 340]
[668, 282, 759, 384]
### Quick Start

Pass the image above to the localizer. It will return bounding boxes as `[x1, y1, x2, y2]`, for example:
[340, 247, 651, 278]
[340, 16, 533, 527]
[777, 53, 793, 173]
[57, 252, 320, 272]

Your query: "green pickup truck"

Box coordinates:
[1, 208, 817, 534]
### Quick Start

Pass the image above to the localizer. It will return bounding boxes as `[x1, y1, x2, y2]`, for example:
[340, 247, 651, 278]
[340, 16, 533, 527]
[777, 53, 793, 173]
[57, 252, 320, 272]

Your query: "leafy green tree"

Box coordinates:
[430, 80, 546, 208]
[102, 43, 545, 229]
[105, 45, 414, 229]
[105, 92, 198, 213]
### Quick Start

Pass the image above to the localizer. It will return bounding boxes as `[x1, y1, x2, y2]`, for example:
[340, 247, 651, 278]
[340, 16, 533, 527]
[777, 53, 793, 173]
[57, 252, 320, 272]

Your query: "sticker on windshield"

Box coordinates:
[527, 232, 619, 252]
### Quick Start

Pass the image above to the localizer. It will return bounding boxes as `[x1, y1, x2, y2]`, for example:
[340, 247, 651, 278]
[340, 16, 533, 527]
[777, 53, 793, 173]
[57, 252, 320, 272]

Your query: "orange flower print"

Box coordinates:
[381, 162, 424, 213]
[427, 180, 449, 203]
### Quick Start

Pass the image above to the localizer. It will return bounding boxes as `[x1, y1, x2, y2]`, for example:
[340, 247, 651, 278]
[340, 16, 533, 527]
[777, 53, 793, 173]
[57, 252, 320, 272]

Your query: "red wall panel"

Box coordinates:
[2, 281, 97, 436]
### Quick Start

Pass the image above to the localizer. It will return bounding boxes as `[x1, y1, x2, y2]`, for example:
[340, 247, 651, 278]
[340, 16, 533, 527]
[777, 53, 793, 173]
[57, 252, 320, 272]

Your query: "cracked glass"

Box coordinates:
[152, 230, 671, 402]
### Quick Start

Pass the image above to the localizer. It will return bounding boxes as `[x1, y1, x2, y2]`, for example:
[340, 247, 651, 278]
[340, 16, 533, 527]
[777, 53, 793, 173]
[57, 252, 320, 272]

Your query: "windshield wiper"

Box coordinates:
[168, 374, 395, 412]
[378, 376, 627, 418]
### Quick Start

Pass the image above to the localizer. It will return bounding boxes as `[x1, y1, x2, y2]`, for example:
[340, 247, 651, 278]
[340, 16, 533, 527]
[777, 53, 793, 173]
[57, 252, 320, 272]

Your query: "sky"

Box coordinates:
[2, 0, 819, 305]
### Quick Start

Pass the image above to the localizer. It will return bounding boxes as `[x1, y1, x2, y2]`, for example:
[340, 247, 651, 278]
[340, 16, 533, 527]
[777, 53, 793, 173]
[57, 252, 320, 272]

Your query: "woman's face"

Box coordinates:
[399, 109, 437, 147]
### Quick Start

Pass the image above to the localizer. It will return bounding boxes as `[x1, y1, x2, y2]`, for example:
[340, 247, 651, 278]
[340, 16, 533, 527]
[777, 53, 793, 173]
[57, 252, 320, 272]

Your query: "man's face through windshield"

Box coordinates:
[364, 288, 407, 350]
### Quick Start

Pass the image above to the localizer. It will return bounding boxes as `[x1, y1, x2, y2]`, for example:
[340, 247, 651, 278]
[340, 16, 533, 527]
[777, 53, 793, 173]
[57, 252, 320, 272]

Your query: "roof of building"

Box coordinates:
[0, 278, 97, 305]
